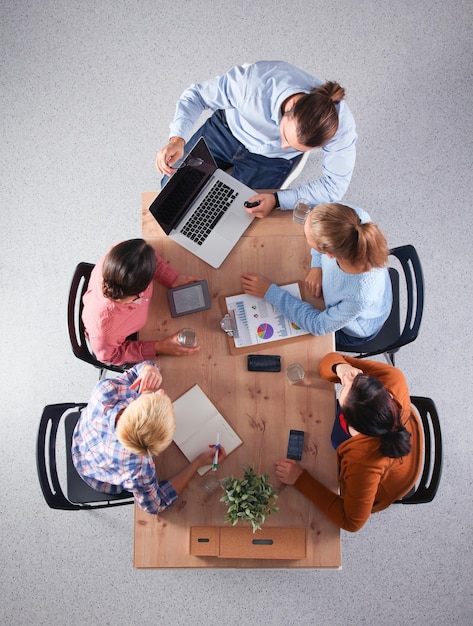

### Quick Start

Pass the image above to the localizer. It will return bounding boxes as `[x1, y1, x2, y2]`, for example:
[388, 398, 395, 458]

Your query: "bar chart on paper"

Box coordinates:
[225, 283, 309, 348]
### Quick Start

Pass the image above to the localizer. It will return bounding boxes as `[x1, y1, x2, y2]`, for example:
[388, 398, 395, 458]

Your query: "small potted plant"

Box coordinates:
[220, 465, 279, 532]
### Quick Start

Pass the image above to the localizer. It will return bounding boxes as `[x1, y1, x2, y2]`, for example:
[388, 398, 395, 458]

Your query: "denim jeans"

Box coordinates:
[162, 109, 302, 189]
[335, 328, 380, 347]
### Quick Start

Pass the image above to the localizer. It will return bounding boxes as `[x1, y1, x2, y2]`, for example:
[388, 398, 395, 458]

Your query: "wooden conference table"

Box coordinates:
[134, 192, 341, 568]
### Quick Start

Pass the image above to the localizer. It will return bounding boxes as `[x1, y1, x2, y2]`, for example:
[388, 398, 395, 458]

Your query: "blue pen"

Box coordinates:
[212, 433, 220, 471]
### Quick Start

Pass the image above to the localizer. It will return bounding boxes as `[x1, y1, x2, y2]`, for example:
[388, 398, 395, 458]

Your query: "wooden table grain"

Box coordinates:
[134, 192, 341, 568]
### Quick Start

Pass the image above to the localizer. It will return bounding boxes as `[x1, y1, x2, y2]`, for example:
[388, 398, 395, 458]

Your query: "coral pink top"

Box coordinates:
[82, 248, 179, 365]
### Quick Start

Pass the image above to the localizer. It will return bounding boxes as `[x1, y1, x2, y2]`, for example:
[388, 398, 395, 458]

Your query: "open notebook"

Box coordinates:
[172, 384, 243, 475]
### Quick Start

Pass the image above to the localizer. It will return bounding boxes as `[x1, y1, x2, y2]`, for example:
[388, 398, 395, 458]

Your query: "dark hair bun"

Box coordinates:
[380, 428, 412, 458]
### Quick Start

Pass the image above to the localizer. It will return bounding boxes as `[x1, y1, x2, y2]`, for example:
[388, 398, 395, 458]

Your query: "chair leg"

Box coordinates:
[384, 352, 395, 366]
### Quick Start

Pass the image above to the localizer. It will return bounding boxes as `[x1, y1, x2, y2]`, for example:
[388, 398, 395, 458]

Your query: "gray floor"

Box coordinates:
[1, 1, 472, 625]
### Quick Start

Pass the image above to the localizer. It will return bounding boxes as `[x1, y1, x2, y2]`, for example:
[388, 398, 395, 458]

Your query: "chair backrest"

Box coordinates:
[36, 403, 134, 510]
[67, 262, 125, 374]
[336, 244, 424, 364]
[396, 396, 443, 504]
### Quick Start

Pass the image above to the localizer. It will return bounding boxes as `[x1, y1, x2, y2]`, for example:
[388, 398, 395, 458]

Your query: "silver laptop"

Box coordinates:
[149, 137, 255, 268]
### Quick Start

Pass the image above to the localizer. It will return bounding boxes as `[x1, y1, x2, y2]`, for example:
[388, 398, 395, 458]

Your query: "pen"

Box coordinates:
[212, 433, 220, 471]
[244, 200, 261, 208]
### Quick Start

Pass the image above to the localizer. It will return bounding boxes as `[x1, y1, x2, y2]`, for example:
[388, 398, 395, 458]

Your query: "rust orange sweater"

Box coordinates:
[294, 353, 422, 532]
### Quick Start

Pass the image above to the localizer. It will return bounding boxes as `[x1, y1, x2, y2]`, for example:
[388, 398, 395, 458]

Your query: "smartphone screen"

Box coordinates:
[287, 429, 304, 460]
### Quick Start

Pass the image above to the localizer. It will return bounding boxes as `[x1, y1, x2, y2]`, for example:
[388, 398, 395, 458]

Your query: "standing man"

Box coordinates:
[156, 60, 357, 218]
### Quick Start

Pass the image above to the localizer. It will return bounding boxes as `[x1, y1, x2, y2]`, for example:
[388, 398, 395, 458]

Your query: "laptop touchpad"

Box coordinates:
[219, 214, 246, 241]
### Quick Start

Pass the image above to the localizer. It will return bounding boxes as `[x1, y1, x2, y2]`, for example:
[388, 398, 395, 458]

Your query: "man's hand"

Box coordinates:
[244, 193, 277, 218]
[305, 267, 323, 298]
[273, 458, 304, 485]
[241, 272, 272, 298]
[130, 363, 162, 393]
[155, 137, 185, 176]
[155, 332, 200, 356]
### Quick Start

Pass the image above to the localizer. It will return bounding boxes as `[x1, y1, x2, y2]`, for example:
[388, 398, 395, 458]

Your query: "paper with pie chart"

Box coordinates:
[224, 283, 310, 349]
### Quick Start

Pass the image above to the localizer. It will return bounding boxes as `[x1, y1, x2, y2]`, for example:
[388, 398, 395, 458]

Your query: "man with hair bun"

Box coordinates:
[72, 362, 225, 514]
[156, 60, 357, 217]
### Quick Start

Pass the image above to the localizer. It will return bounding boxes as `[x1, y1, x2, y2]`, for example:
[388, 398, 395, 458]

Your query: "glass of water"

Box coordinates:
[286, 362, 306, 384]
[177, 328, 197, 347]
[293, 199, 312, 225]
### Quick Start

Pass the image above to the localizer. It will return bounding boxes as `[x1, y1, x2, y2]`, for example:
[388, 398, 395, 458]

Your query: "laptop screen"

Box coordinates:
[149, 138, 217, 234]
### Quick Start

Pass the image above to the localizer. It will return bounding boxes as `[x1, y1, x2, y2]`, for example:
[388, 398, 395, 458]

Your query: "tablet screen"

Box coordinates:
[167, 280, 211, 317]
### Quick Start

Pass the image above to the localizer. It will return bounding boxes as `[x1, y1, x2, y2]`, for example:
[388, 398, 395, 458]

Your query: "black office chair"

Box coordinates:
[396, 396, 443, 505]
[68, 262, 131, 376]
[336, 245, 424, 365]
[36, 403, 134, 510]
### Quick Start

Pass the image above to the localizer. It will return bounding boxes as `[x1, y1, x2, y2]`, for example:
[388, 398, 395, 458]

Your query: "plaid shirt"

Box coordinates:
[72, 362, 178, 514]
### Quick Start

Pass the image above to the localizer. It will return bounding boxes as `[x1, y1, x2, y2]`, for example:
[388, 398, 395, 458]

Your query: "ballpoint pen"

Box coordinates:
[212, 433, 220, 471]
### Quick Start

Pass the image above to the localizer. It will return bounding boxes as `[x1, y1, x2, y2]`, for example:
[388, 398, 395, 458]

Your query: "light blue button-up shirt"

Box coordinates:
[168, 60, 357, 209]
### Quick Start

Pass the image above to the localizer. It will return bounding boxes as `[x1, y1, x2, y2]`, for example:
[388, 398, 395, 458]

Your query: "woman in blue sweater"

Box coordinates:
[241, 203, 392, 346]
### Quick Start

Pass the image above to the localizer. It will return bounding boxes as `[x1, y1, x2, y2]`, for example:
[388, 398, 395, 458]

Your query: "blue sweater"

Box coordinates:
[264, 207, 392, 339]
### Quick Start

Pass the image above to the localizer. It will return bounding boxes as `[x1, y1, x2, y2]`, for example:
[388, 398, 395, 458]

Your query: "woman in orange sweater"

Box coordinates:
[274, 353, 422, 532]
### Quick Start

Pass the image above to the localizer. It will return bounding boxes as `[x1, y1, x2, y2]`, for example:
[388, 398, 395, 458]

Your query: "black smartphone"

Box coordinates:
[287, 429, 305, 460]
[247, 354, 281, 372]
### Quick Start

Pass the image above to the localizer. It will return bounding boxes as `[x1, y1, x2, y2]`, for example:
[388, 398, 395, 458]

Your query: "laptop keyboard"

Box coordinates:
[180, 180, 239, 246]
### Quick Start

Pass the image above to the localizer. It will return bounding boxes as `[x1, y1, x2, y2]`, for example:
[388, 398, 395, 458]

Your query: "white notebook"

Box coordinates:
[172, 384, 243, 475]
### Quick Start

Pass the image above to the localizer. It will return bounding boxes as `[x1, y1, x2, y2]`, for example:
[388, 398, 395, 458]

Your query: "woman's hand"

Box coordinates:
[305, 267, 323, 298]
[335, 363, 363, 386]
[193, 445, 227, 469]
[273, 458, 304, 485]
[171, 274, 202, 288]
[130, 363, 162, 392]
[155, 332, 200, 356]
[241, 272, 272, 297]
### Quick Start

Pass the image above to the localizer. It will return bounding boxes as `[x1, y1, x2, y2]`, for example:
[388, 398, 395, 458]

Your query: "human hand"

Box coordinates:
[171, 274, 202, 288]
[194, 444, 227, 469]
[155, 331, 200, 356]
[130, 363, 162, 392]
[305, 267, 323, 298]
[244, 193, 276, 218]
[273, 459, 304, 485]
[155, 136, 185, 176]
[335, 363, 363, 386]
[241, 272, 272, 297]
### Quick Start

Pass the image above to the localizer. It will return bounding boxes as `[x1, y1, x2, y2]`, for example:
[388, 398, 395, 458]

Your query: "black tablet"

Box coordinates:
[167, 280, 212, 318]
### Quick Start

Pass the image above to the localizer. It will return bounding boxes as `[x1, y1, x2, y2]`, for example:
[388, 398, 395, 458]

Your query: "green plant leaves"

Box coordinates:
[220, 465, 279, 532]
